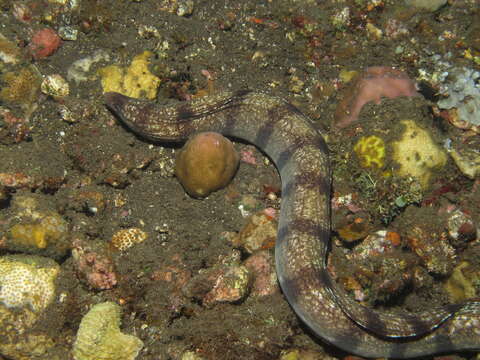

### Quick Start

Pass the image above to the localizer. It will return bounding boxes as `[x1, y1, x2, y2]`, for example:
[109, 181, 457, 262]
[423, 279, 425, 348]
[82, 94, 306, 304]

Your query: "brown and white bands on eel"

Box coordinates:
[104, 90, 480, 358]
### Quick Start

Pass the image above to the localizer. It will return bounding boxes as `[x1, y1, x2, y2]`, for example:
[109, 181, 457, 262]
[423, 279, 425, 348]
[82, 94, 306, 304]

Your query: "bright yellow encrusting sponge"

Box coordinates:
[353, 135, 386, 169]
[98, 51, 161, 100]
[391, 120, 447, 188]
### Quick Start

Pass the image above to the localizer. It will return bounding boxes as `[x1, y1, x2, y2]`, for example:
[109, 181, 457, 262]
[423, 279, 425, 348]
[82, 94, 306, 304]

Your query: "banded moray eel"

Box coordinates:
[104, 90, 480, 358]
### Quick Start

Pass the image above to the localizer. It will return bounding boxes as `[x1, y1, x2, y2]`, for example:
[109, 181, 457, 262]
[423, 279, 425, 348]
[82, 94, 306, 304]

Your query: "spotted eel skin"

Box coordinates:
[104, 90, 480, 358]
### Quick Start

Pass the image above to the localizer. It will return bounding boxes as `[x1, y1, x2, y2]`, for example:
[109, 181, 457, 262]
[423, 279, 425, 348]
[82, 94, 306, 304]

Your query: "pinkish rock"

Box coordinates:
[29, 28, 61, 59]
[334, 67, 419, 129]
[244, 250, 278, 296]
[445, 209, 477, 245]
[232, 211, 278, 253]
[183, 264, 251, 306]
[71, 238, 117, 290]
[203, 265, 251, 305]
[240, 147, 257, 165]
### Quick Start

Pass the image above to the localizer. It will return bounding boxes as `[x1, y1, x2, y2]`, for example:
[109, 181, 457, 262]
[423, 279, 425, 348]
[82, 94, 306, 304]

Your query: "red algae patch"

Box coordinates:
[334, 66, 419, 129]
[29, 28, 61, 59]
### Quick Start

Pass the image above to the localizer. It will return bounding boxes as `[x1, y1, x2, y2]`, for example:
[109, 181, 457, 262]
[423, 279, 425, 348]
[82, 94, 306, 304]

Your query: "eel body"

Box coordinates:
[104, 90, 480, 358]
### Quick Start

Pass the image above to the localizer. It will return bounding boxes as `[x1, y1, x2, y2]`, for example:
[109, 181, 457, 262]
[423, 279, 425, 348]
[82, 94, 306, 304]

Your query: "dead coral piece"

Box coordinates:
[0, 172, 64, 192]
[0, 255, 59, 359]
[9, 213, 67, 249]
[445, 208, 477, 246]
[391, 120, 447, 189]
[450, 146, 480, 180]
[73, 302, 143, 360]
[334, 66, 419, 129]
[0, 254, 59, 313]
[444, 261, 479, 302]
[111, 228, 148, 251]
[0, 33, 22, 64]
[183, 264, 251, 306]
[175, 132, 239, 197]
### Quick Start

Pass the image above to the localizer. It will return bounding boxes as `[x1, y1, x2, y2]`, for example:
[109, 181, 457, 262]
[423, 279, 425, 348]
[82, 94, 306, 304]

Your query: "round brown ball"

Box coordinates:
[175, 132, 240, 198]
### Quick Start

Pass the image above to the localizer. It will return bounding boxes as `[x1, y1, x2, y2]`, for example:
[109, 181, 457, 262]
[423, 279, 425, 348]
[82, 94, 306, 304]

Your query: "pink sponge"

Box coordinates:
[334, 66, 419, 129]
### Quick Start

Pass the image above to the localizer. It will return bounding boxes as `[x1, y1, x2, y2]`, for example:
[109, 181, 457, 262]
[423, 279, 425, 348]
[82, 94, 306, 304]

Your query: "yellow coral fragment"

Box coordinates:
[98, 51, 161, 99]
[73, 302, 143, 360]
[353, 135, 385, 169]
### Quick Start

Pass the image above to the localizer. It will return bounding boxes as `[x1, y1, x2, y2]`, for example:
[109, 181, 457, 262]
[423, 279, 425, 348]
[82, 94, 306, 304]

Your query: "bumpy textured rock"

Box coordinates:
[73, 302, 143, 360]
[203, 265, 251, 306]
[244, 250, 278, 297]
[0, 255, 59, 359]
[71, 238, 118, 290]
[29, 28, 61, 59]
[0, 255, 59, 312]
[175, 132, 239, 197]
